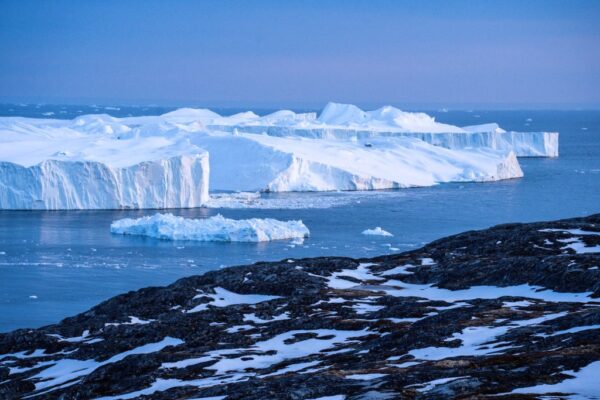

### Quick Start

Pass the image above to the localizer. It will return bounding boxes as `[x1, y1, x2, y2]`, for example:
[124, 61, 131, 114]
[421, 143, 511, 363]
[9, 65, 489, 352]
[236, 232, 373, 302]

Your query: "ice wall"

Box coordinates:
[206, 125, 558, 158]
[0, 154, 209, 210]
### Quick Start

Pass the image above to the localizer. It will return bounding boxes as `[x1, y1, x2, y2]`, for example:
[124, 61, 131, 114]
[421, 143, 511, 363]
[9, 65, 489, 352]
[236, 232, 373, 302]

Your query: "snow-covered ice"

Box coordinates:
[110, 213, 310, 242]
[0, 102, 557, 209]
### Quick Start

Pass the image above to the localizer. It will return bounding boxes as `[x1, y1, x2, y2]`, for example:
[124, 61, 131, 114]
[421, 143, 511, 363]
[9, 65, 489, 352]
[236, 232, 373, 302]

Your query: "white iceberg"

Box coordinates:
[110, 213, 310, 242]
[0, 116, 209, 210]
[362, 227, 394, 237]
[0, 102, 555, 209]
[206, 103, 559, 158]
[192, 130, 523, 192]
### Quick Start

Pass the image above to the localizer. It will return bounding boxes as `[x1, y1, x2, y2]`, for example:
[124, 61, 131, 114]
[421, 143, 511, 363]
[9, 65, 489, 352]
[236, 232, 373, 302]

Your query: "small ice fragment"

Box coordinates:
[362, 227, 393, 237]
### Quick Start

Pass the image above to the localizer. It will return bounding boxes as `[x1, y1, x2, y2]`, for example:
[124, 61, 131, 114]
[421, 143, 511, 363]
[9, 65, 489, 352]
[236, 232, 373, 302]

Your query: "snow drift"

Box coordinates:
[0, 103, 555, 209]
[110, 213, 310, 242]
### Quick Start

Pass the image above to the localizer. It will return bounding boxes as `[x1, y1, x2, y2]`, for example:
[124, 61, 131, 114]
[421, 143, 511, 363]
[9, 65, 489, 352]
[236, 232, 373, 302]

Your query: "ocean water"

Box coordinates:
[0, 106, 598, 332]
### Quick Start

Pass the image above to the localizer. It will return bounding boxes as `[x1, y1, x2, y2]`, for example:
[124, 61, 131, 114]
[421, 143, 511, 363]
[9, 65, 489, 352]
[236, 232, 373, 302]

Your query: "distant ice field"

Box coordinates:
[0, 102, 560, 209]
[0, 107, 598, 331]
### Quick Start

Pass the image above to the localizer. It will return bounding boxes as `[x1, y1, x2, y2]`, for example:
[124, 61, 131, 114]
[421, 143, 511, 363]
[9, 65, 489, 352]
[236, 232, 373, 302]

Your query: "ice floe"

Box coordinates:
[110, 213, 310, 242]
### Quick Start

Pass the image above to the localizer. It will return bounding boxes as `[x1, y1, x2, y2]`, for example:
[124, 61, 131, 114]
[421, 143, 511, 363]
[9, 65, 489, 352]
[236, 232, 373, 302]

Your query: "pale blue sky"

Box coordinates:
[1, 0, 599, 108]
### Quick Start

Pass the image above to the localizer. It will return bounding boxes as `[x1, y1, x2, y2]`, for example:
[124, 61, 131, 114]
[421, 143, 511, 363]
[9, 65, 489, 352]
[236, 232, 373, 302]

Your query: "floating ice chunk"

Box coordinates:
[111, 213, 309, 243]
[362, 227, 393, 237]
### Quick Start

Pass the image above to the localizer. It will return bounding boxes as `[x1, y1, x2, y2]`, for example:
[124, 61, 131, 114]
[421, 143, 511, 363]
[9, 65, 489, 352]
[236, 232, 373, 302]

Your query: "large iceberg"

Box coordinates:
[0, 103, 556, 209]
[205, 103, 559, 158]
[110, 213, 310, 242]
[194, 131, 522, 192]
[0, 117, 209, 210]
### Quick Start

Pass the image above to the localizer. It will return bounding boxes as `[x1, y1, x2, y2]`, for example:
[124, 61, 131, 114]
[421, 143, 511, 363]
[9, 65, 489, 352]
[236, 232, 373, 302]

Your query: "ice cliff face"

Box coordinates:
[205, 102, 558, 158]
[0, 154, 209, 210]
[0, 103, 555, 209]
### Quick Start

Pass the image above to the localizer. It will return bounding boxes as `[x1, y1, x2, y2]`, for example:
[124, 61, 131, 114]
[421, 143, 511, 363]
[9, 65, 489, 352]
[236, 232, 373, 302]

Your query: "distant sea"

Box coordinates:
[0, 104, 599, 331]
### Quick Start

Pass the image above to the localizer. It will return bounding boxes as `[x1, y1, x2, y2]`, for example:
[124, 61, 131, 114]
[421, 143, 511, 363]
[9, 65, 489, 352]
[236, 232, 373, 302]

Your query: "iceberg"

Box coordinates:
[0, 103, 554, 209]
[205, 103, 559, 158]
[362, 227, 393, 237]
[0, 116, 209, 210]
[0, 155, 208, 210]
[187, 130, 523, 192]
[110, 213, 310, 242]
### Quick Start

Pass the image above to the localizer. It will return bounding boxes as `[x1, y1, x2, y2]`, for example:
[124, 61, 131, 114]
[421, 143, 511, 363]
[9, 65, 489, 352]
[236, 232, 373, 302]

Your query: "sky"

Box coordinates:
[1, 0, 599, 108]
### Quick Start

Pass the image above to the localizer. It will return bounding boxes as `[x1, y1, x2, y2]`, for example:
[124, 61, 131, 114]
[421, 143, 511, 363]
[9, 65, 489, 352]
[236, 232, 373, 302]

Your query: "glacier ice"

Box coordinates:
[0, 103, 557, 209]
[0, 155, 208, 210]
[110, 213, 310, 242]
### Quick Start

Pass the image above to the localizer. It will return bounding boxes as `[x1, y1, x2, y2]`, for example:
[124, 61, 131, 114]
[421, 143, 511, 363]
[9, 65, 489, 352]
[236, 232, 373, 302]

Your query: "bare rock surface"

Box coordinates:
[1, 215, 599, 399]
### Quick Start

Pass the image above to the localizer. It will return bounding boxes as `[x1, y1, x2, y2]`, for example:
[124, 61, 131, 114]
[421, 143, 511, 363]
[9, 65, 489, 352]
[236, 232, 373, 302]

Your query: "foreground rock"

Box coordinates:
[1, 215, 599, 399]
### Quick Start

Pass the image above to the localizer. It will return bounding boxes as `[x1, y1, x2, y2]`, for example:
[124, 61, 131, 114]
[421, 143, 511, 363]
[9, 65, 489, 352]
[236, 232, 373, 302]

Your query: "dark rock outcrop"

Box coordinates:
[1, 215, 599, 399]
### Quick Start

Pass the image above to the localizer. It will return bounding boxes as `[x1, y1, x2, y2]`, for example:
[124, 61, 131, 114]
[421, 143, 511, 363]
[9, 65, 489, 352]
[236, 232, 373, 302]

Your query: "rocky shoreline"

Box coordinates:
[1, 215, 599, 399]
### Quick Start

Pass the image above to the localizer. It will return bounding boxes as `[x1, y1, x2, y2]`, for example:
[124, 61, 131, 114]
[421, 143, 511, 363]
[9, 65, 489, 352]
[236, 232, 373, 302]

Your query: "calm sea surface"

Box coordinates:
[0, 106, 598, 331]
